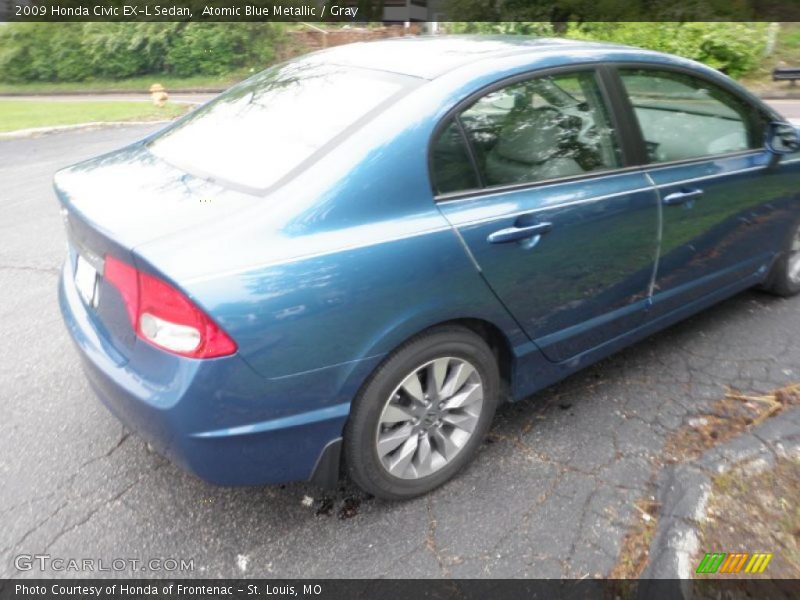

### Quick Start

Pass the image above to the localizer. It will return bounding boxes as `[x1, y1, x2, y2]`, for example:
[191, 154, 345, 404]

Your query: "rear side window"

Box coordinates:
[619, 69, 761, 163]
[448, 70, 622, 190]
[430, 119, 479, 195]
[149, 62, 408, 190]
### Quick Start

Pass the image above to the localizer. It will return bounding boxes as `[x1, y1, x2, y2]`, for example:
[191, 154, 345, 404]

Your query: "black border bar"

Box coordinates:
[2, 579, 800, 600]
[3, 0, 800, 22]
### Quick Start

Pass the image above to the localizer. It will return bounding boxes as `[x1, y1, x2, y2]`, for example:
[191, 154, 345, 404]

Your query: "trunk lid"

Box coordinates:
[56, 143, 256, 360]
[55, 143, 255, 248]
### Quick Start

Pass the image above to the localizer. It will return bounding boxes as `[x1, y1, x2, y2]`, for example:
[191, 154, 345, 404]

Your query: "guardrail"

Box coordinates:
[773, 67, 800, 86]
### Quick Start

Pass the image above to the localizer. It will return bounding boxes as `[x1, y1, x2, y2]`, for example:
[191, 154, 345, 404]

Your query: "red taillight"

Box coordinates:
[104, 255, 236, 359]
[104, 255, 138, 327]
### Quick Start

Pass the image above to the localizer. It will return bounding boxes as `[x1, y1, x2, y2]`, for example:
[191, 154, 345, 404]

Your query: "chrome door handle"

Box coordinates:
[663, 188, 704, 206]
[487, 222, 553, 244]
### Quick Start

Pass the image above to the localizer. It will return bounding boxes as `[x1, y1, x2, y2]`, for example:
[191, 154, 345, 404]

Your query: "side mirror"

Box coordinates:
[766, 121, 800, 155]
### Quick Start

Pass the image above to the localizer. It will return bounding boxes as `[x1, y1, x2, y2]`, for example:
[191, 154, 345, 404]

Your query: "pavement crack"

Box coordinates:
[1, 500, 69, 556]
[424, 497, 450, 577]
[42, 471, 150, 553]
[0, 432, 131, 525]
[0, 264, 59, 275]
[565, 489, 598, 576]
[105, 431, 131, 458]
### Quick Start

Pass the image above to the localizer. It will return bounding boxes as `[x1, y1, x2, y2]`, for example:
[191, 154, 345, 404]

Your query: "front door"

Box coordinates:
[616, 67, 795, 316]
[432, 68, 660, 363]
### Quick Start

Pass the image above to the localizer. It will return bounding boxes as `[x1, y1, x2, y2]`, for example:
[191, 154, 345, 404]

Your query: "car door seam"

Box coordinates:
[644, 171, 663, 301]
[447, 224, 482, 273]
[437, 206, 536, 347]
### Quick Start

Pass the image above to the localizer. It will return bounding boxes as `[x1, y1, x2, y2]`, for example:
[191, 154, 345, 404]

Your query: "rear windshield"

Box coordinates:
[148, 62, 409, 190]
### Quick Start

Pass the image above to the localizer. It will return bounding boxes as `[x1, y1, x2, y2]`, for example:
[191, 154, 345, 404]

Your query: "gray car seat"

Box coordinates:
[485, 105, 585, 185]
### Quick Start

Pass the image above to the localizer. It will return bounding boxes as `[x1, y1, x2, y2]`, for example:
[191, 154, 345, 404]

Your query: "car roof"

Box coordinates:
[309, 35, 636, 80]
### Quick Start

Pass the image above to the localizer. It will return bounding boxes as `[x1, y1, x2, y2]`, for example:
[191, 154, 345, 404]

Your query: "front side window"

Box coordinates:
[619, 69, 760, 163]
[149, 62, 408, 191]
[452, 70, 622, 189]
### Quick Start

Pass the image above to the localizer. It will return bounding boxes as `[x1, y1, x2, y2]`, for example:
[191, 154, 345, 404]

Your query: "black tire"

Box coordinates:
[763, 219, 800, 298]
[344, 326, 500, 500]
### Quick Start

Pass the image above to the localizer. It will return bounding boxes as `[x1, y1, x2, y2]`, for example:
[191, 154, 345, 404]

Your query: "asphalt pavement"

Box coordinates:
[1, 120, 800, 579]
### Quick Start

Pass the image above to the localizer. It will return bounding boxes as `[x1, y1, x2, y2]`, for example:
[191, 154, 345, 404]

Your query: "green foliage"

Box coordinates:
[82, 23, 181, 79]
[444, 20, 769, 78]
[166, 24, 247, 77]
[448, 22, 555, 36]
[566, 22, 769, 77]
[0, 23, 285, 83]
[0, 23, 60, 82]
[166, 24, 280, 77]
[442, 0, 756, 22]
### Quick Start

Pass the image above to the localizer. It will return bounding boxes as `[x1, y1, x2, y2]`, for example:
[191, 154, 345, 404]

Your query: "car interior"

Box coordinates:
[431, 73, 621, 194]
[620, 70, 751, 163]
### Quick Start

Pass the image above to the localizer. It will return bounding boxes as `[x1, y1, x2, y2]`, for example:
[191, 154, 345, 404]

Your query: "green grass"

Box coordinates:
[0, 100, 188, 133]
[0, 71, 252, 95]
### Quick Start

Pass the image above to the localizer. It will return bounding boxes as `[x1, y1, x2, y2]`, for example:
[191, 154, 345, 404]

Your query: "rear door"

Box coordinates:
[433, 67, 660, 363]
[615, 66, 796, 317]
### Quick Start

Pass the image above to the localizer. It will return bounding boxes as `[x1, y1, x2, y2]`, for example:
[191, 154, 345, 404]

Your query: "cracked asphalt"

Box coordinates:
[2, 116, 800, 579]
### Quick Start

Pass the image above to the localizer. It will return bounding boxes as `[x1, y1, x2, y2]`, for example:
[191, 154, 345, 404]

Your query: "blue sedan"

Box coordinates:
[57, 37, 800, 499]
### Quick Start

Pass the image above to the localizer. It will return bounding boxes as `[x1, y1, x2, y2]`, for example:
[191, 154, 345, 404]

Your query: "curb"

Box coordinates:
[638, 407, 800, 591]
[0, 120, 172, 140]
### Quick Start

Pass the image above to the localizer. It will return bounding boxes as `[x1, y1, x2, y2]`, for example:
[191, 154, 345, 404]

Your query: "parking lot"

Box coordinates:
[2, 110, 800, 578]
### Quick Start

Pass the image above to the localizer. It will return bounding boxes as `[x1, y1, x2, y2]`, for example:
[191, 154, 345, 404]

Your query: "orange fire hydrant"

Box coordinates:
[149, 84, 169, 107]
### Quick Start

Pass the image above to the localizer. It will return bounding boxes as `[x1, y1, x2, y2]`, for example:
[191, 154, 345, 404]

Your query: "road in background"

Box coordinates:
[0, 94, 797, 116]
[2, 123, 800, 579]
[769, 98, 800, 119]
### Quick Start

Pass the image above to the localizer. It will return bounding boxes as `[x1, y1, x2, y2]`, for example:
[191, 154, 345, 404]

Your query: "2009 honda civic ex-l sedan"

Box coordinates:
[57, 36, 800, 500]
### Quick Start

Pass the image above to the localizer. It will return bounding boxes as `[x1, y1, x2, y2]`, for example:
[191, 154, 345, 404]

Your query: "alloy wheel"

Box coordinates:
[789, 226, 800, 284]
[375, 357, 484, 480]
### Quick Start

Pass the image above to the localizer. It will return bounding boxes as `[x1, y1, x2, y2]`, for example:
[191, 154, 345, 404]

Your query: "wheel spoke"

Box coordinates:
[377, 424, 413, 457]
[430, 427, 460, 460]
[441, 361, 476, 398]
[414, 433, 434, 476]
[380, 402, 415, 425]
[442, 411, 478, 433]
[400, 372, 425, 405]
[428, 358, 449, 398]
[442, 382, 483, 410]
[388, 435, 418, 477]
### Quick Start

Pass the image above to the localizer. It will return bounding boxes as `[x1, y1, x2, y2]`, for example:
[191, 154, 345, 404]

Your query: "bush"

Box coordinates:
[447, 22, 555, 36]
[565, 22, 768, 78]
[164, 24, 280, 77]
[0, 24, 60, 82]
[444, 21, 769, 78]
[0, 23, 284, 83]
[82, 23, 180, 79]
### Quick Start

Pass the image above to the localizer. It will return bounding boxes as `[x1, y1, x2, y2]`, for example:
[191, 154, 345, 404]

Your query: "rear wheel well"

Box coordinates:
[355, 318, 516, 408]
[445, 318, 513, 397]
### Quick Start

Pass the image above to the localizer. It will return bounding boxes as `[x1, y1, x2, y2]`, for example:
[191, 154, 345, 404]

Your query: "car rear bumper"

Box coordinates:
[58, 261, 376, 486]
